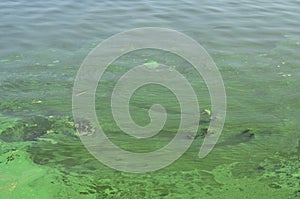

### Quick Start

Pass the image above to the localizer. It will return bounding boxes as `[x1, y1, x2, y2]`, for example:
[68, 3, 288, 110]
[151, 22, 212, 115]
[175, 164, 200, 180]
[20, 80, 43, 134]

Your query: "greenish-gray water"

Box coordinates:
[0, 0, 299, 198]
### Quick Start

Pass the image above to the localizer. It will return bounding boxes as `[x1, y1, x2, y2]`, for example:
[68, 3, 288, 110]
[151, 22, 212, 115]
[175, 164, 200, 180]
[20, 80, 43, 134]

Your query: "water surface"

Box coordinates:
[0, 0, 299, 198]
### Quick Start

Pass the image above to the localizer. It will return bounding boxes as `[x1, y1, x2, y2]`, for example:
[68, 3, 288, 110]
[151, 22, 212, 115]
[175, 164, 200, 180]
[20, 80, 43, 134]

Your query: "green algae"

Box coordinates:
[0, 142, 52, 199]
[2, 140, 298, 199]
[0, 115, 77, 142]
[0, 112, 298, 198]
[0, 38, 299, 199]
[203, 162, 298, 199]
[144, 60, 160, 68]
[1, 1, 300, 197]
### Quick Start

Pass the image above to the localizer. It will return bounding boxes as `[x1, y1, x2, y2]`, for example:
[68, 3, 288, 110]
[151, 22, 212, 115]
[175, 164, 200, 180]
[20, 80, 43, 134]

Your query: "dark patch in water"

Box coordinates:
[217, 129, 255, 147]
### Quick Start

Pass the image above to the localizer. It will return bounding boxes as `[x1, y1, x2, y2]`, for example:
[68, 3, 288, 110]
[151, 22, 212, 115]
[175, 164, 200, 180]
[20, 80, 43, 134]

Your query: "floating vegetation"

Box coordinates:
[0, 115, 77, 142]
[257, 153, 300, 196]
[143, 60, 160, 68]
[0, 116, 52, 142]
[74, 119, 95, 136]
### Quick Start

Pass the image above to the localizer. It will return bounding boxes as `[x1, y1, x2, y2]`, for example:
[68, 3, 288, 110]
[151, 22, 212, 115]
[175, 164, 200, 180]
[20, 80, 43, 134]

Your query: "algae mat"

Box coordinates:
[0, 114, 299, 198]
[1, 1, 300, 197]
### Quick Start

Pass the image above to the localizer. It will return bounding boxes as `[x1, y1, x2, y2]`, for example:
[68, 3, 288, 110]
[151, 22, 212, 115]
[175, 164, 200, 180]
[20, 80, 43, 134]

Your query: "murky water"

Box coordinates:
[0, 0, 299, 198]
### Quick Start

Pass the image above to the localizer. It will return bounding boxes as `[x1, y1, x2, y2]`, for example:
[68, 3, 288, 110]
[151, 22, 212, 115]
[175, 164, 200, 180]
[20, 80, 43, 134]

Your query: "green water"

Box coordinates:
[0, 0, 299, 198]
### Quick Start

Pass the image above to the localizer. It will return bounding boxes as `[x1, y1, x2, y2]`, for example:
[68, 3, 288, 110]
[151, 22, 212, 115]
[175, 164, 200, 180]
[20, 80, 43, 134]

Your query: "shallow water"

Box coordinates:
[0, 0, 299, 198]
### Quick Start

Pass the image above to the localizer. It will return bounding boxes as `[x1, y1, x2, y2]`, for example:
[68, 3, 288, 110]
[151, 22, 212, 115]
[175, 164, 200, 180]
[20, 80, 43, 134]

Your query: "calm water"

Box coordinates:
[0, 0, 299, 198]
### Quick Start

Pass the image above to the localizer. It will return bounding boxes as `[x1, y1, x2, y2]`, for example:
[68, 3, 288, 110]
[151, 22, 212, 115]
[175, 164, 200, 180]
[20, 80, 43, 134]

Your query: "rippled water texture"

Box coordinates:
[0, 0, 299, 198]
